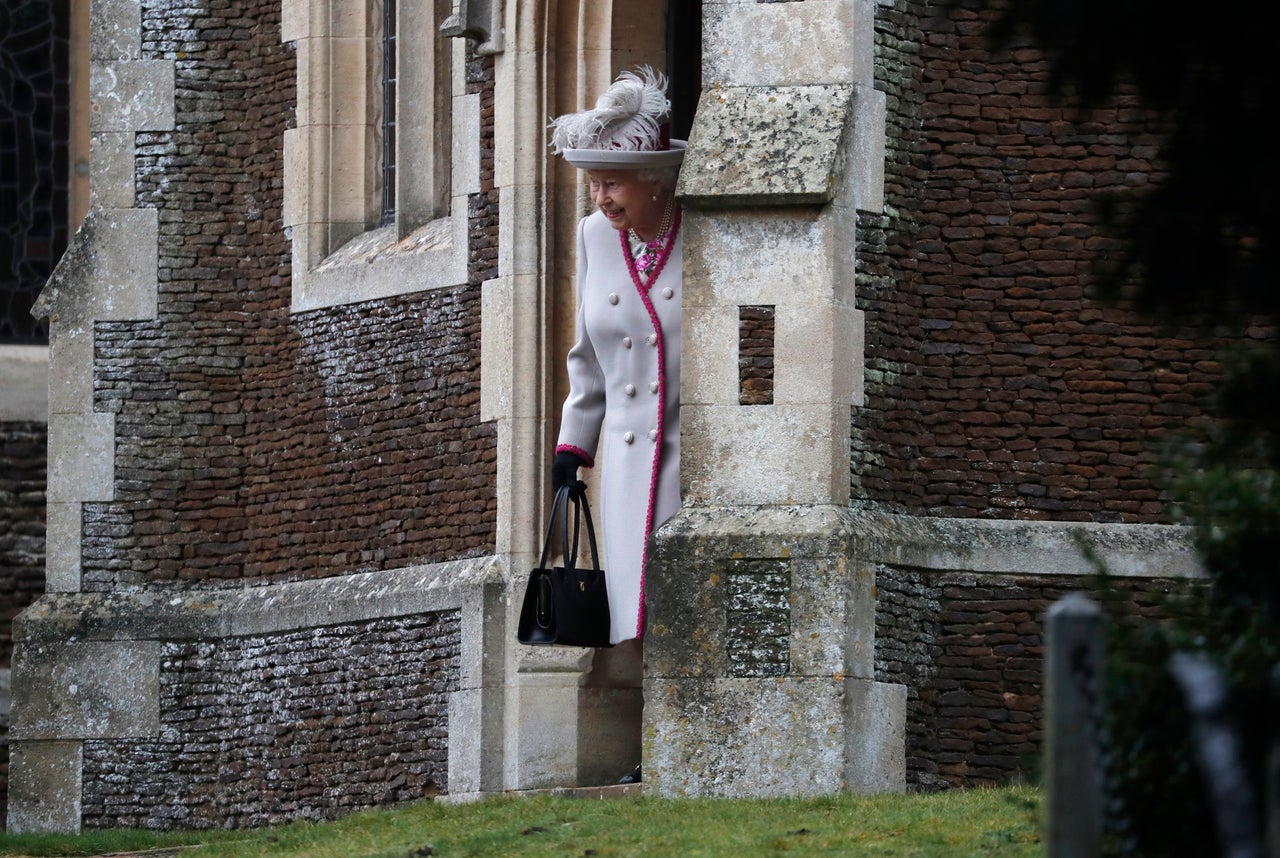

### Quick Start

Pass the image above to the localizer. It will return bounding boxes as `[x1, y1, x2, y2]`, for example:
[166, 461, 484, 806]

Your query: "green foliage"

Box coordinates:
[966, 2, 1280, 854]
[982, 0, 1278, 321]
[962, 1, 1280, 855]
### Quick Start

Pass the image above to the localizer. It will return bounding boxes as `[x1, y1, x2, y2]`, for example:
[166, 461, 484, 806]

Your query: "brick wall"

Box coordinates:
[81, 611, 460, 829]
[875, 568, 1200, 790]
[78, 0, 497, 590]
[857, 0, 1249, 522]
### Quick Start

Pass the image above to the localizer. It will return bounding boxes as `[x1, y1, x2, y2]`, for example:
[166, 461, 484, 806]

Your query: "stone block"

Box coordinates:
[6, 741, 83, 834]
[845, 677, 907, 793]
[46, 411, 114, 504]
[644, 676, 893, 798]
[452, 92, 481, 199]
[680, 403, 849, 505]
[90, 0, 140, 61]
[681, 208, 833, 305]
[89, 132, 135, 209]
[328, 37, 371, 127]
[481, 278, 515, 423]
[459, 575, 507, 692]
[866, 515, 1205, 579]
[839, 83, 887, 214]
[447, 685, 506, 795]
[497, 183, 545, 278]
[292, 213, 468, 312]
[35, 207, 158, 324]
[774, 300, 864, 407]
[89, 60, 174, 132]
[0, 345, 48, 422]
[491, 415, 546, 558]
[43, 502, 83, 593]
[326, 123, 377, 226]
[680, 304, 739, 406]
[10, 640, 161, 739]
[679, 85, 855, 208]
[505, 672, 584, 790]
[281, 127, 310, 231]
[279, 0, 311, 43]
[646, 505, 873, 678]
[702, 0, 873, 88]
[39, 332, 83, 417]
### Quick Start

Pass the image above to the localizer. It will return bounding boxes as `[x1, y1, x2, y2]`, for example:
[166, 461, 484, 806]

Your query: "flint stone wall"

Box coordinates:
[80, 612, 459, 830]
[0, 419, 47, 825]
[876, 564, 1203, 790]
[857, 0, 1254, 522]
[0, 421, 46, 668]
[78, 0, 497, 591]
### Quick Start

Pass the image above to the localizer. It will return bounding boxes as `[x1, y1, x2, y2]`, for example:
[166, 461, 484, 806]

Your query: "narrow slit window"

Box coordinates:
[739, 305, 775, 405]
[379, 0, 398, 227]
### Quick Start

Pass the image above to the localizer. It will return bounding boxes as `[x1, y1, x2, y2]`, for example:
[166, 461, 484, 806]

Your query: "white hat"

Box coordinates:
[549, 66, 687, 170]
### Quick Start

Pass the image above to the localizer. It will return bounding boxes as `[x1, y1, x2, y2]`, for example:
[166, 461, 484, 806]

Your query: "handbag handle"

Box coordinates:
[574, 490, 602, 573]
[537, 484, 575, 571]
[536, 483, 602, 574]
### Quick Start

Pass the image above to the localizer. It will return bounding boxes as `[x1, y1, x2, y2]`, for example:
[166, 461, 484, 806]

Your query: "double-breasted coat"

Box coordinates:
[556, 208, 682, 645]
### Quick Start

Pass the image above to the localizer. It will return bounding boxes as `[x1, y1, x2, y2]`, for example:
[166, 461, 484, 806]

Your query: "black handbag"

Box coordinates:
[517, 483, 612, 647]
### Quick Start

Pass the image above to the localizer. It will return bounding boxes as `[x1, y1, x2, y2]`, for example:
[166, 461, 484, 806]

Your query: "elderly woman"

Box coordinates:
[548, 67, 686, 659]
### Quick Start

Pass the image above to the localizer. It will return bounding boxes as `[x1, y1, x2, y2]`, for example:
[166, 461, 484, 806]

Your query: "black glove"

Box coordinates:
[552, 451, 585, 494]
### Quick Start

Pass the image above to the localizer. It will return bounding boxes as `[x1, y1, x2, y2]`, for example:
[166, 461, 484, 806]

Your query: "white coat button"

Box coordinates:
[661, 287, 674, 299]
[649, 381, 659, 394]
[648, 429, 658, 442]
[608, 293, 619, 305]
[623, 431, 635, 444]
[622, 336, 632, 349]
[646, 334, 657, 346]
[624, 384, 636, 397]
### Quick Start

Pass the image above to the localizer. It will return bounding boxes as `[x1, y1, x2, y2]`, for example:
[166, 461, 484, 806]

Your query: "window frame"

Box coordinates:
[282, 0, 477, 312]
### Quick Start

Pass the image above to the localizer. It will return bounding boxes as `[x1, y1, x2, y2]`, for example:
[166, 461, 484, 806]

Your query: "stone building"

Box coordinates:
[3, 0, 1221, 834]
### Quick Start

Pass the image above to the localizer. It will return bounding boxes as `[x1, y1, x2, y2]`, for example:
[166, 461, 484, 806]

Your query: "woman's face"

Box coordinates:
[588, 170, 664, 237]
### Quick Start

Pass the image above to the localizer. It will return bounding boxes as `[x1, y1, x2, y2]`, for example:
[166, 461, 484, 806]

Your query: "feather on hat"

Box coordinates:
[549, 66, 687, 170]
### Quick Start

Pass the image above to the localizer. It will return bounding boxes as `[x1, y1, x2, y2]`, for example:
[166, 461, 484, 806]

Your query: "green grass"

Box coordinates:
[0, 786, 1043, 857]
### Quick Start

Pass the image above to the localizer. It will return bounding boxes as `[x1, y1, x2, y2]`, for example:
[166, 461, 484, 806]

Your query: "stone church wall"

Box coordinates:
[79, 611, 459, 829]
[0, 419, 48, 824]
[856, 0, 1242, 522]
[76, 0, 496, 592]
[5, 0, 1242, 831]
[0, 422, 45, 669]
[876, 567, 1200, 790]
[7, 0, 500, 832]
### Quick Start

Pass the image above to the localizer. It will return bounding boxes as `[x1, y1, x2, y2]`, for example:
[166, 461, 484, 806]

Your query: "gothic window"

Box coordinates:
[283, 0, 476, 312]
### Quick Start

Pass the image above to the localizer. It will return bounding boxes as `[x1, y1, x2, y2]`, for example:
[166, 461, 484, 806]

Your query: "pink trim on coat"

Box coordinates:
[555, 444, 596, 469]
[619, 206, 682, 639]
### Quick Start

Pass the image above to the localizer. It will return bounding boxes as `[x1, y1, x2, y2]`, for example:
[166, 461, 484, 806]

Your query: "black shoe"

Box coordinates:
[618, 765, 641, 784]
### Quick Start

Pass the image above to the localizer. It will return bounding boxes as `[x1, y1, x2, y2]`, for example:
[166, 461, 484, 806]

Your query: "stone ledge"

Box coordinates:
[678, 85, 854, 208]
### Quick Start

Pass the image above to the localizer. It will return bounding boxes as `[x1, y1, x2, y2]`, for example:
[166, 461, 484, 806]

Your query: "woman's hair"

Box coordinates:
[637, 164, 681, 193]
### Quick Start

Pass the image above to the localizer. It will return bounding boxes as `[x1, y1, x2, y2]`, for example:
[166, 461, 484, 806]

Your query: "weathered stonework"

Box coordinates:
[646, 506, 906, 797]
[80, 615, 459, 829]
[680, 85, 856, 207]
[8, 558, 500, 832]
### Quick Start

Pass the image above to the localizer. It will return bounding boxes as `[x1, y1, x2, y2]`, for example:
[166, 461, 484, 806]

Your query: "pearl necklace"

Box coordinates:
[628, 198, 674, 276]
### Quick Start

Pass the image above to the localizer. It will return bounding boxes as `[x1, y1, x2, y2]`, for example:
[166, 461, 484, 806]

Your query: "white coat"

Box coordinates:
[556, 209, 682, 645]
